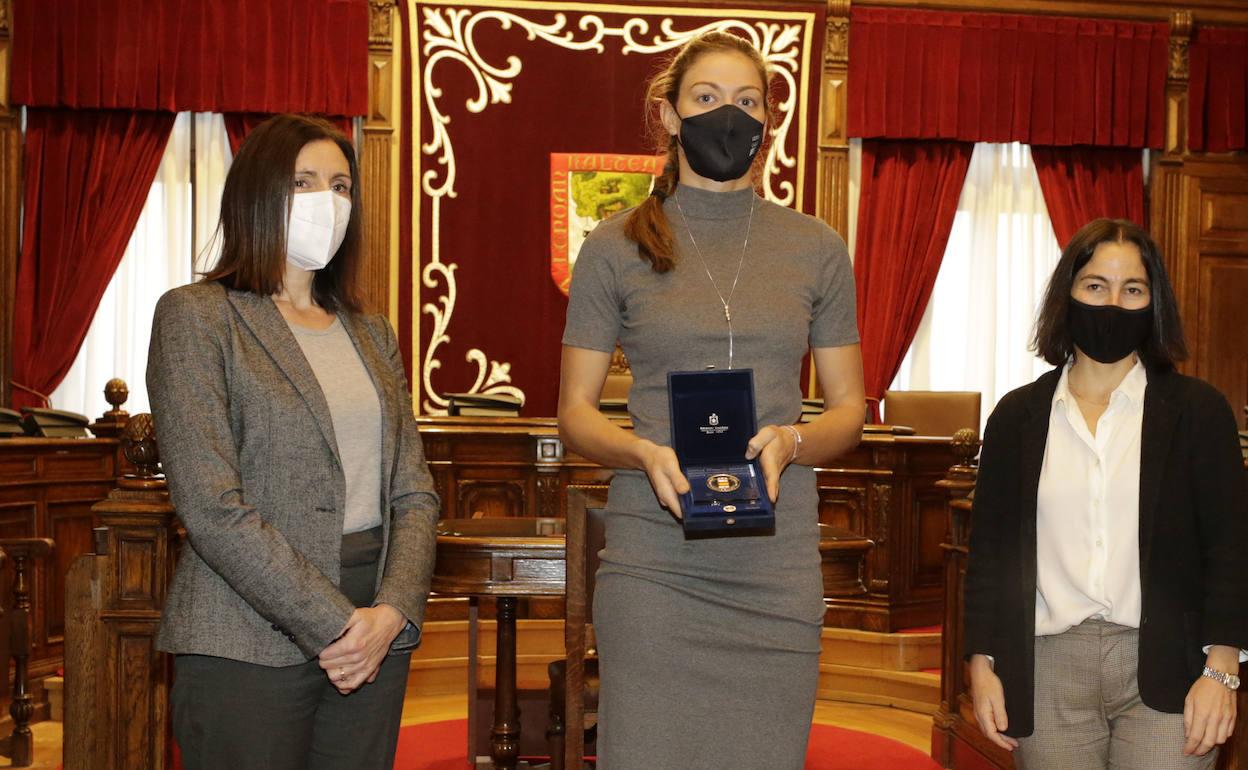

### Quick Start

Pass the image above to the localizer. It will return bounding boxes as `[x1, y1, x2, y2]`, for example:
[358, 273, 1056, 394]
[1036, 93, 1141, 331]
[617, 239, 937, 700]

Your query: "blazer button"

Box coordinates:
[285, 633, 296, 642]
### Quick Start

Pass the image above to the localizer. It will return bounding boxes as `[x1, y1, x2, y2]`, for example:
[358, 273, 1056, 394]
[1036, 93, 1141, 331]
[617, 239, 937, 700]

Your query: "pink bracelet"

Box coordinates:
[780, 424, 802, 464]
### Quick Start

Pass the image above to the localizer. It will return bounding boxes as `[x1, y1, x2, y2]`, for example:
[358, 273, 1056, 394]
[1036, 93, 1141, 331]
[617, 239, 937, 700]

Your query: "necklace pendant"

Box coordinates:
[723, 306, 731, 323]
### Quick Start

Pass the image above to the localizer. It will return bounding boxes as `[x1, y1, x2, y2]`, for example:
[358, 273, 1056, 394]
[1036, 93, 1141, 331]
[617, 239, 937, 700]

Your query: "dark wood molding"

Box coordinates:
[857, 0, 1248, 24]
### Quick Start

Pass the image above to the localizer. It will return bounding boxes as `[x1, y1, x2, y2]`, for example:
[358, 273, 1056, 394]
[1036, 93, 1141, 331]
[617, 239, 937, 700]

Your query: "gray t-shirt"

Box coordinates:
[562, 183, 859, 451]
[289, 317, 383, 534]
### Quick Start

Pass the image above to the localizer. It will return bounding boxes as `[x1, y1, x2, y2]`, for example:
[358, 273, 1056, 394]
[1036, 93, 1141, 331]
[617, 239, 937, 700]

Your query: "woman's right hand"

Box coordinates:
[637, 440, 690, 519]
[969, 654, 1019, 751]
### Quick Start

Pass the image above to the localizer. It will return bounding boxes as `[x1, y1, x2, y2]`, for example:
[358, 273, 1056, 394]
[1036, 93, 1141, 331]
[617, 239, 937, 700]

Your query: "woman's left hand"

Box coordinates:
[745, 425, 796, 503]
[1183, 670, 1238, 756]
[318, 604, 408, 694]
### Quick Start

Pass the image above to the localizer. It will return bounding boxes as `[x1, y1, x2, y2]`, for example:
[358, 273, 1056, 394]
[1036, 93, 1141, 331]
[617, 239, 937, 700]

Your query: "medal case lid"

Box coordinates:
[666, 369, 758, 468]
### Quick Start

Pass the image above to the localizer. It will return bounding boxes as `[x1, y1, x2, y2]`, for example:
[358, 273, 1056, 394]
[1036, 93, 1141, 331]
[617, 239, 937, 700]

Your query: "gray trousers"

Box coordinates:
[172, 527, 411, 770]
[1015, 619, 1218, 770]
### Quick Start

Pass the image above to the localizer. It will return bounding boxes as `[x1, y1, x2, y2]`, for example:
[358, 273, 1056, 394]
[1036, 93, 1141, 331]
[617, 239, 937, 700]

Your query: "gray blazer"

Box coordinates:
[146, 282, 440, 666]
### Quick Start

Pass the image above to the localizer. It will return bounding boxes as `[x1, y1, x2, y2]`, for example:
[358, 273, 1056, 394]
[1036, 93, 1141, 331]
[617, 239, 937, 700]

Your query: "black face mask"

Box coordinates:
[676, 104, 764, 182]
[1068, 298, 1152, 364]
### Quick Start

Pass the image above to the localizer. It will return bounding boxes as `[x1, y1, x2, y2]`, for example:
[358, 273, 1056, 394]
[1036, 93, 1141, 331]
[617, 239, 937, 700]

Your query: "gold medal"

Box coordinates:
[706, 473, 741, 493]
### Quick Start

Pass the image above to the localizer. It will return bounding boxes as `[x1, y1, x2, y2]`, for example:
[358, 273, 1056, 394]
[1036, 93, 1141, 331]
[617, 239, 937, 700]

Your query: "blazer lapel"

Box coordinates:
[340, 314, 398, 499]
[1138, 370, 1180, 591]
[1018, 368, 1062, 594]
[226, 290, 341, 464]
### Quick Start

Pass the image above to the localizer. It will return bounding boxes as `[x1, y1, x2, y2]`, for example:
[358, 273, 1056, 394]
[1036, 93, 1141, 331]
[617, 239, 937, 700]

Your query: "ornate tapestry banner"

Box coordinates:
[401, 0, 824, 415]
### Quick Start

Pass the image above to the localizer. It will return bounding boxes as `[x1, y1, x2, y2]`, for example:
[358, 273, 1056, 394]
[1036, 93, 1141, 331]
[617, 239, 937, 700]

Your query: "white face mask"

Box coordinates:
[286, 190, 352, 271]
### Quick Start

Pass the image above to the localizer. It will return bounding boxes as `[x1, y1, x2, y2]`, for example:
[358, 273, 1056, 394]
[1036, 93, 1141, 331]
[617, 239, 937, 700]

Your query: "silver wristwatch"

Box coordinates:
[1202, 666, 1242, 691]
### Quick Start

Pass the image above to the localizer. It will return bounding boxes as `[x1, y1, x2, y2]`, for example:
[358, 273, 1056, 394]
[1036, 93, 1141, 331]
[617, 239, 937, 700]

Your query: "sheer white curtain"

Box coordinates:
[194, 113, 231, 275]
[889, 143, 1061, 430]
[51, 112, 232, 419]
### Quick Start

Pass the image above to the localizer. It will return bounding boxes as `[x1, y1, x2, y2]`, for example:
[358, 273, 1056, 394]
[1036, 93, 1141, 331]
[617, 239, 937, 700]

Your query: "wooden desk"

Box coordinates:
[433, 517, 567, 770]
[0, 438, 123, 690]
[419, 417, 957, 631]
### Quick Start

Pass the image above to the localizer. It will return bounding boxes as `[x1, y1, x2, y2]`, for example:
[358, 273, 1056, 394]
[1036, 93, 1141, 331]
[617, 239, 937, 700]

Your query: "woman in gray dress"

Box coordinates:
[558, 32, 865, 769]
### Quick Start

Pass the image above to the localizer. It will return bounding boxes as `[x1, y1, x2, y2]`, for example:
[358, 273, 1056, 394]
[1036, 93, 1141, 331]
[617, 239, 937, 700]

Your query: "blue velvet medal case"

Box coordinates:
[667, 369, 775, 535]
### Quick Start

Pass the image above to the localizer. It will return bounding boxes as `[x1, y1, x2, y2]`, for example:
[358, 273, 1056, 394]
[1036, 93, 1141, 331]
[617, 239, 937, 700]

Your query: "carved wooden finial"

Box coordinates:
[951, 428, 981, 467]
[122, 413, 161, 478]
[90, 378, 131, 438]
[104, 378, 129, 410]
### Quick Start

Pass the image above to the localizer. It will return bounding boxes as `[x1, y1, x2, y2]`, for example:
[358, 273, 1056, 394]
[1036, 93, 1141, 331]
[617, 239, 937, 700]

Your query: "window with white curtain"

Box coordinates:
[889, 142, 1062, 430]
[50, 112, 231, 419]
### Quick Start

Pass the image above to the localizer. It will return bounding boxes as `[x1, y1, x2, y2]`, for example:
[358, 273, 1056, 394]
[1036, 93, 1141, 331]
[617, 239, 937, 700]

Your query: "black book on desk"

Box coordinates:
[445, 392, 522, 417]
[0, 408, 25, 437]
[598, 398, 630, 420]
[20, 407, 91, 438]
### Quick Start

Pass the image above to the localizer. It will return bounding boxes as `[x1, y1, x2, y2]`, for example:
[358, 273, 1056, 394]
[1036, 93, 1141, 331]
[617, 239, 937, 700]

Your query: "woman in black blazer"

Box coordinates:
[964, 219, 1246, 769]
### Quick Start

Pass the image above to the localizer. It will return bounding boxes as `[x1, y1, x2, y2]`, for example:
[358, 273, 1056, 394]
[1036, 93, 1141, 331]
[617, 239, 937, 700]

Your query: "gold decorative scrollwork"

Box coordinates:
[413, 2, 813, 413]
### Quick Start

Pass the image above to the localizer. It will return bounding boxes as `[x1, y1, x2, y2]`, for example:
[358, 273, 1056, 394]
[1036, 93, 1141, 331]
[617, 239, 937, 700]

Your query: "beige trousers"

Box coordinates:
[1015, 619, 1218, 770]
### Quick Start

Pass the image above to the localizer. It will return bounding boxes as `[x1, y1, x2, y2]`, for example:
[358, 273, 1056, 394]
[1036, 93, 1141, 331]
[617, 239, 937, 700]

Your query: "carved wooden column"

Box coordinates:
[1149, 9, 1192, 333]
[817, 0, 851, 238]
[362, 0, 400, 316]
[65, 415, 179, 770]
[0, 0, 20, 408]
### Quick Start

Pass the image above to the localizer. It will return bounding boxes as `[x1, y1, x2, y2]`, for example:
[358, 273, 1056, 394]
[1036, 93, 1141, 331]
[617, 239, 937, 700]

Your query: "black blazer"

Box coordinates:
[963, 366, 1248, 738]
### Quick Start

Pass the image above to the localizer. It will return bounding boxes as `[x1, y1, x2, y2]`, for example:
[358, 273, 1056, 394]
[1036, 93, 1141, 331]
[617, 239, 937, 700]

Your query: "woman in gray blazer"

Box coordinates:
[147, 115, 440, 770]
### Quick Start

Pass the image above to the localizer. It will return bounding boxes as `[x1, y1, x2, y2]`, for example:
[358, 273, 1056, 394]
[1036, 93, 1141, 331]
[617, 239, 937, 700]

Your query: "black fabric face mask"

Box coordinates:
[1068, 298, 1153, 364]
[676, 104, 764, 182]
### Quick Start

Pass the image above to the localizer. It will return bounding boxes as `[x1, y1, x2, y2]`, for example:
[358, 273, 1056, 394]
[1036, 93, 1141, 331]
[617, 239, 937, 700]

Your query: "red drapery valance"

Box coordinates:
[847, 8, 1167, 148]
[1189, 26, 1248, 153]
[11, 0, 369, 115]
[854, 140, 974, 421]
[1031, 146, 1146, 248]
[11, 110, 175, 409]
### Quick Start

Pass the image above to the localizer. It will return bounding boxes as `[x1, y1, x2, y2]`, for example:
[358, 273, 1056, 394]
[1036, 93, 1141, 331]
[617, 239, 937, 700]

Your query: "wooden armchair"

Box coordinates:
[547, 487, 608, 770]
[0, 538, 55, 767]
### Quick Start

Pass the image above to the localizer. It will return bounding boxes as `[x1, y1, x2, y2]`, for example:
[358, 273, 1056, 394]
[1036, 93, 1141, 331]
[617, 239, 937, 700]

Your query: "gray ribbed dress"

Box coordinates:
[562, 183, 859, 769]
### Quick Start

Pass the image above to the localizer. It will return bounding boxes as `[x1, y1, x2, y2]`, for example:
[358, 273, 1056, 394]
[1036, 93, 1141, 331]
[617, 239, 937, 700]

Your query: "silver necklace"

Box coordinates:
[673, 192, 755, 370]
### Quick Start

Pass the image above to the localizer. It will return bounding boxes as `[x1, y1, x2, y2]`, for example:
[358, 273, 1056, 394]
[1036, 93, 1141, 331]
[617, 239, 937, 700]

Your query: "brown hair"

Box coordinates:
[202, 114, 364, 313]
[624, 32, 774, 273]
[1032, 218, 1187, 371]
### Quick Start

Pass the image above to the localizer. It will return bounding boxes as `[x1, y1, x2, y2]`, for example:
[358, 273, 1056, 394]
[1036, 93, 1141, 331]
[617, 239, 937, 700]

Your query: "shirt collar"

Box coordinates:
[1053, 358, 1147, 409]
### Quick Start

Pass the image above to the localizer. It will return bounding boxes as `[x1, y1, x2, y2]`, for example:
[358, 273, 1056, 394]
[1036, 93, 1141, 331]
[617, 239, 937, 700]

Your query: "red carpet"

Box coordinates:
[394, 720, 941, 770]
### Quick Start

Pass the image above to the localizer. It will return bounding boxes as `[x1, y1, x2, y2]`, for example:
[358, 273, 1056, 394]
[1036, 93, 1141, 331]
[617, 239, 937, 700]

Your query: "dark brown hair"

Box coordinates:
[202, 114, 363, 313]
[624, 32, 774, 273]
[1032, 218, 1187, 371]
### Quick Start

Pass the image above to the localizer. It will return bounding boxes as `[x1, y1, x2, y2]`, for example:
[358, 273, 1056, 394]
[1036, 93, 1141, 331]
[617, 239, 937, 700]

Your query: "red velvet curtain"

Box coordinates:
[11, 110, 176, 409]
[11, 0, 369, 115]
[1189, 26, 1248, 153]
[854, 141, 974, 421]
[847, 8, 1167, 148]
[224, 114, 356, 156]
[1031, 146, 1146, 248]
